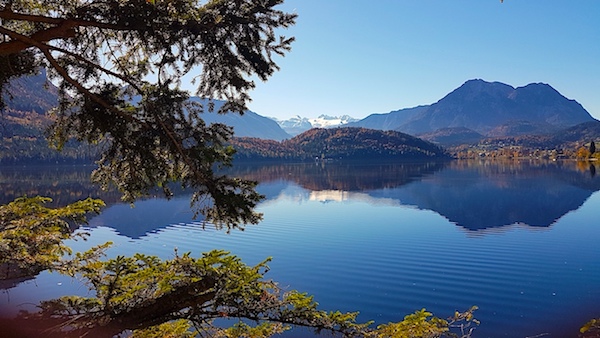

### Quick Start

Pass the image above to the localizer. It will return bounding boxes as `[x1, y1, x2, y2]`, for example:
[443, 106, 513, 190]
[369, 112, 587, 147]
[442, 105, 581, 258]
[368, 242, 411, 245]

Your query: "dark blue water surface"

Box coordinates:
[1, 160, 600, 337]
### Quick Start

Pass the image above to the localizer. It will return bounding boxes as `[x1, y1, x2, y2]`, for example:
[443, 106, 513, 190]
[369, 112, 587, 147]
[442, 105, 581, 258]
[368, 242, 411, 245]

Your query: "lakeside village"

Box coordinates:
[450, 141, 599, 161]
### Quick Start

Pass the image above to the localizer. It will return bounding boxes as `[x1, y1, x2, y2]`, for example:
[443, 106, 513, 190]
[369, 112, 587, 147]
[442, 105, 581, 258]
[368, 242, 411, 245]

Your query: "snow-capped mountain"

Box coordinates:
[310, 115, 359, 128]
[271, 114, 359, 136]
[272, 115, 312, 136]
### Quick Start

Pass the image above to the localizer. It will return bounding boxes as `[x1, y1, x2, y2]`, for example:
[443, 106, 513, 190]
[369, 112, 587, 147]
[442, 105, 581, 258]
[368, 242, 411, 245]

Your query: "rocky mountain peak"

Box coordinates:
[350, 79, 595, 140]
[442, 79, 515, 103]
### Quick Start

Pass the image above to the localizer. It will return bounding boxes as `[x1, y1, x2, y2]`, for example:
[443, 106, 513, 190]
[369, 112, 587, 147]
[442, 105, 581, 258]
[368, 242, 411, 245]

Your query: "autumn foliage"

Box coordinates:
[231, 127, 449, 161]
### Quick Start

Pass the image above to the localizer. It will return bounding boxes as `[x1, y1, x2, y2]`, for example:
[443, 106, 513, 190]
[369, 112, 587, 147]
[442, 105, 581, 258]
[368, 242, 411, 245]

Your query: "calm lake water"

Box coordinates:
[1, 160, 600, 337]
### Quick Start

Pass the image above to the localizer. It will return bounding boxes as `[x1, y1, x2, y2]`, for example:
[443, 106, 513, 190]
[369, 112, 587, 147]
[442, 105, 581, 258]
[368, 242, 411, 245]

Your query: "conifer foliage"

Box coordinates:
[0, 1, 482, 336]
[0, 0, 297, 226]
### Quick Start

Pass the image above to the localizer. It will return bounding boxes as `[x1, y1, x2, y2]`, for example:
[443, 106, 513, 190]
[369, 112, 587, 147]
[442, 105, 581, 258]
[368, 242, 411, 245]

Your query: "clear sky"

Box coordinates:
[236, 0, 600, 120]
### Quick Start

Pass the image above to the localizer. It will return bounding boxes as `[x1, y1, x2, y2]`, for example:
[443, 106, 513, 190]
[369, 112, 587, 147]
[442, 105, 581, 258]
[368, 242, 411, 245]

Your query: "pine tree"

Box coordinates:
[1, 0, 297, 227]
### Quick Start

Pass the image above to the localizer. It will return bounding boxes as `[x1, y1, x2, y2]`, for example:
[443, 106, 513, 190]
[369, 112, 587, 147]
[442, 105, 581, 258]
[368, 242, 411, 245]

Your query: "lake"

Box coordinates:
[1, 160, 600, 337]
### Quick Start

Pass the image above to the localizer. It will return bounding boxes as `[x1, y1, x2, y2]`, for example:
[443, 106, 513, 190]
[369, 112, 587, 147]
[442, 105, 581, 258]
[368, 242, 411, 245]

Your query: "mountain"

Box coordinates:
[418, 127, 485, 146]
[486, 120, 559, 138]
[346, 105, 428, 131]
[550, 120, 600, 145]
[350, 79, 595, 141]
[403, 79, 593, 135]
[271, 115, 313, 136]
[4, 72, 597, 161]
[188, 98, 290, 141]
[309, 114, 359, 128]
[0, 72, 292, 163]
[1, 69, 59, 114]
[230, 127, 450, 161]
[0, 70, 98, 163]
[272, 114, 359, 136]
[479, 120, 600, 150]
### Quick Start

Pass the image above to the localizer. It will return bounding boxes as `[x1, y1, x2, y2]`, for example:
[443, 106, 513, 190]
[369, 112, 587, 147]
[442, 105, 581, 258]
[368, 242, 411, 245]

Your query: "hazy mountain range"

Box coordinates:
[186, 97, 290, 141]
[270, 79, 597, 145]
[347, 79, 596, 141]
[2, 72, 598, 163]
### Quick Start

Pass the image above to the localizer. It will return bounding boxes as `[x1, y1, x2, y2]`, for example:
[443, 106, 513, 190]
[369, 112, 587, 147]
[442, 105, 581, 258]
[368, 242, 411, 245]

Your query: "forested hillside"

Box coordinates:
[0, 71, 101, 163]
[231, 127, 449, 161]
[0, 72, 287, 163]
[0, 108, 100, 163]
[448, 120, 600, 155]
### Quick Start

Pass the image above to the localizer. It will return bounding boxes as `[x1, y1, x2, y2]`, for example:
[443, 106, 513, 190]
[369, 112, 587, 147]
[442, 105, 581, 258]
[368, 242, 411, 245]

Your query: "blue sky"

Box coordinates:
[235, 1, 600, 120]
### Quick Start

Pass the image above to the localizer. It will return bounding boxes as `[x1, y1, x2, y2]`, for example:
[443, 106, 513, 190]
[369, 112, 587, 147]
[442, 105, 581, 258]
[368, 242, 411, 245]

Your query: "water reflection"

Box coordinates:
[2, 160, 599, 234]
[228, 161, 446, 192]
[0, 165, 120, 206]
[232, 160, 600, 231]
[383, 160, 600, 230]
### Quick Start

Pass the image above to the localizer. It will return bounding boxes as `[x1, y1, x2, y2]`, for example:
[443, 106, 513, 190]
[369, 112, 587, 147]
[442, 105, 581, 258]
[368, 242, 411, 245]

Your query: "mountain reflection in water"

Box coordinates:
[231, 160, 600, 231]
[1, 160, 598, 236]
